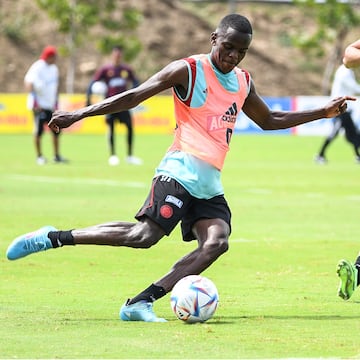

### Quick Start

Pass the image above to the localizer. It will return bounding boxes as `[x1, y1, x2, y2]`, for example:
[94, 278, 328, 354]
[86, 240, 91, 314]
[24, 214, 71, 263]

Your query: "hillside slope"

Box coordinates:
[0, 0, 357, 96]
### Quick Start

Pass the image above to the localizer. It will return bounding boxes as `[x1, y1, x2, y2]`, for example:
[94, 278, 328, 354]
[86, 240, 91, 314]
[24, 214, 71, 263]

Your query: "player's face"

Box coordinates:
[210, 27, 252, 73]
[46, 55, 57, 65]
[112, 49, 122, 65]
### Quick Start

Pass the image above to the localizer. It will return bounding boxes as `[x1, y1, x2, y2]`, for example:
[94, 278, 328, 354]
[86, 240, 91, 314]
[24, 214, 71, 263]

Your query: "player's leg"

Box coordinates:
[315, 117, 341, 163]
[6, 217, 170, 323]
[337, 257, 360, 300]
[155, 217, 230, 293]
[6, 218, 164, 258]
[340, 112, 360, 160]
[120, 218, 229, 322]
[106, 114, 119, 165]
[6, 176, 186, 323]
[122, 111, 133, 157]
[120, 177, 195, 321]
[46, 110, 68, 163]
[6, 176, 181, 259]
[120, 111, 142, 165]
[120, 217, 230, 322]
[107, 114, 116, 155]
[34, 110, 46, 165]
[120, 194, 230, 322]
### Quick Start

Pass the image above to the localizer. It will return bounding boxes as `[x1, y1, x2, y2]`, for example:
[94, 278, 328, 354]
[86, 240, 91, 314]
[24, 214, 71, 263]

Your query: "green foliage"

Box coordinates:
[35, 0, 142, 59]
[98, 35, 142, 62]
[97, 7, 143, 61]
[0, 12, 35, 44]
[292, 0, 360, 54]
[291, 0, 360, 94]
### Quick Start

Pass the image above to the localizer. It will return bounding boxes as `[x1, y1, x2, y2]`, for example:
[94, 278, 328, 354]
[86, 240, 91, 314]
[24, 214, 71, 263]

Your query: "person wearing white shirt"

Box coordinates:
[24, 45, 67, 165]
[336, 40, 360, 303]
[315, 64, 360, 164]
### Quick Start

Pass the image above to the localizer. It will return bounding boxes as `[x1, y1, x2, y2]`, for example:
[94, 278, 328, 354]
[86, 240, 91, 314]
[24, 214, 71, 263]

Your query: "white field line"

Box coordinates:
[345, 195, 360, 201]
[230, 238, 256, 243]
[5, 174, 147, 188]
[5, 175, 360, 200]
[244, 188, 273, 194]
[245, 189, 360, 201]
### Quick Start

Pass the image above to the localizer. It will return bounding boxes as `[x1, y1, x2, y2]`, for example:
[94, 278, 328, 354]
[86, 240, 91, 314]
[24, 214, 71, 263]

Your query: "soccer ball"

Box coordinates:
[170, 275, 219, 323]
[91, 81, 108, 96]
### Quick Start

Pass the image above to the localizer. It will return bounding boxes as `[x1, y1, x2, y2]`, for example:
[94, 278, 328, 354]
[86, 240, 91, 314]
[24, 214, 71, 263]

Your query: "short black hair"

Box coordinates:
[218, 14, 252, 35]
[112, 45, 123, 51]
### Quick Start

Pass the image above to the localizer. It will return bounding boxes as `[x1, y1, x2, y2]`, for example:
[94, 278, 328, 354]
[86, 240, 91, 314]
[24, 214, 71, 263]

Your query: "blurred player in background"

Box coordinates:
[24, 45, 68, 165]
[7, 14, 355, 322]
[86, 45, 142, 166]
[343, 39, 360, 68]
[336, 39, 360, 302]
[315, 63, 360, 164]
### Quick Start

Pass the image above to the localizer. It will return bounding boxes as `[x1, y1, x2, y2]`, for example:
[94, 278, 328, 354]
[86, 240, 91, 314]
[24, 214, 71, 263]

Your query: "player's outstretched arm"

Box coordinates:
[242, 81, 356, 131]
[49, 60, 188, 133]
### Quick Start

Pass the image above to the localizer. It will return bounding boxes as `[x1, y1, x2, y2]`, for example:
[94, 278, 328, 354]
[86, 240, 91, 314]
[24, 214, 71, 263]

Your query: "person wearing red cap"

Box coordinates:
[24, 45, 68, 165]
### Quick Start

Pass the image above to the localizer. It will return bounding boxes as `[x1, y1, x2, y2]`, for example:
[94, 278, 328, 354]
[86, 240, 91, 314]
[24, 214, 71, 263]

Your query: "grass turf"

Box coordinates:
[1, 132, 360, 359]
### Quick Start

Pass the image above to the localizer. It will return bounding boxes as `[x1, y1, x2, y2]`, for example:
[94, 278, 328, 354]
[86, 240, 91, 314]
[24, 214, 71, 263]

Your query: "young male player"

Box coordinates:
[336, 38, 360, 301]
[7, 14, 355, 322]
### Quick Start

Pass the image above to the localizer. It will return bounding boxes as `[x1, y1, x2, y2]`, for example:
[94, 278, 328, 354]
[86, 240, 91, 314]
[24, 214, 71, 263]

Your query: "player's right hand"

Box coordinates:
[49, 110, 78, 133]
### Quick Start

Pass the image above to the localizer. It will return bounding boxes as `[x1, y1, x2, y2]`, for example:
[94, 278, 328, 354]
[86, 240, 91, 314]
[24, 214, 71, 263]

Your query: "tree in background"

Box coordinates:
[293, 0, 360, 94]
[36, 0, 142, 93]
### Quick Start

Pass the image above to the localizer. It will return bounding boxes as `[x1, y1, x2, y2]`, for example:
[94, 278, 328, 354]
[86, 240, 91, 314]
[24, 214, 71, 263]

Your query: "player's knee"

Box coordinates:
[136, 234, 160, 248]
[127, 222, 163, 248]
[216, 236, 229, 255]
[203, 236, 229, 259]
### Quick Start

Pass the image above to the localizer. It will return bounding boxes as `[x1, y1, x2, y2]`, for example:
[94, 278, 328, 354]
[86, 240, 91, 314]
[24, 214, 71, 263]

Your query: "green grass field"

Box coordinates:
[1, 132, 360, 359]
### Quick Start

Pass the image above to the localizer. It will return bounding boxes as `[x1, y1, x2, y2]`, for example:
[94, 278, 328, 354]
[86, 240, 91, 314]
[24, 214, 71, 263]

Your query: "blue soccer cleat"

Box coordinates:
[6, 226, 57, 260]
[119, 300, 167, 322]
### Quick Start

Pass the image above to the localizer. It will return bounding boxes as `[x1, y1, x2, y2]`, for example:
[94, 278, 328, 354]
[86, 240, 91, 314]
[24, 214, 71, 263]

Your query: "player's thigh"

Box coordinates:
[34, 110, 50, 136]
[181, 195, 231, 242]
[118, 111, 132, 127]
[135, 176, 192, 236]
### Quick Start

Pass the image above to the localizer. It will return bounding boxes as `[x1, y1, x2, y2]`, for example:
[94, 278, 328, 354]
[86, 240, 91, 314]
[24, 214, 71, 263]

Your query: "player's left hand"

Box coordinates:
[324, 96, 356, 118]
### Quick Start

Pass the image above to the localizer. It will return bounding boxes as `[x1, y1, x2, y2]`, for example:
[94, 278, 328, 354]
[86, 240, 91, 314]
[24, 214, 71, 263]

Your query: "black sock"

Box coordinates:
[355, 256, 360, 286]
[355, 255, 360, 266]
[48, 231, 75, 248]
[127, 284, 166, 305]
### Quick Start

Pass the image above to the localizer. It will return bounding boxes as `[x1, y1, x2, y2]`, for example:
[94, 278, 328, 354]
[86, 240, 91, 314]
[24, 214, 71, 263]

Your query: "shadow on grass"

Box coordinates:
[218, 313, 360, 323]
[59, 311, 360, 325]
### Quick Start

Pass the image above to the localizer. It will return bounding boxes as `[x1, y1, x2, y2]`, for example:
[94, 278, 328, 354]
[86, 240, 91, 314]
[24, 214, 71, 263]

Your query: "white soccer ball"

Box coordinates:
[91, 81, 108, 96]
[170, 275, 219, 323]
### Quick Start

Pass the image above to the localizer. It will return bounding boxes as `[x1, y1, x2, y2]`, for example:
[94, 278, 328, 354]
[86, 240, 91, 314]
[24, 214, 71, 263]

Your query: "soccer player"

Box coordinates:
[24, 45, 67, 165]
[315, 63, 360, 164]
[86, 45, 142, 166]
[336, 39, 360, 301]
[7, 14, 355, 322]
[343, 39, 360, 68]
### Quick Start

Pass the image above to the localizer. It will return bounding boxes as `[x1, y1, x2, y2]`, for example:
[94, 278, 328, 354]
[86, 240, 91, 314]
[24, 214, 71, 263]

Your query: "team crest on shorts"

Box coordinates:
[160, 204, 173, 219]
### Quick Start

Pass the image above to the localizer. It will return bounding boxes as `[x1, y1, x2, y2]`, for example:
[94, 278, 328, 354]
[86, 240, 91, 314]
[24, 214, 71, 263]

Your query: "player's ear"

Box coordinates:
[210, 32, 217, 46]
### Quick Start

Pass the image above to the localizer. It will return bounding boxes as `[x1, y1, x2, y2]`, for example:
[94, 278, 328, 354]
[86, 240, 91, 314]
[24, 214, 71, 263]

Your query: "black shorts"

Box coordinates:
[135, 176, 232, 241]
[106, 110, 132, 127]
[34, 109, 59, 136]
[340, 112, 360, 147]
